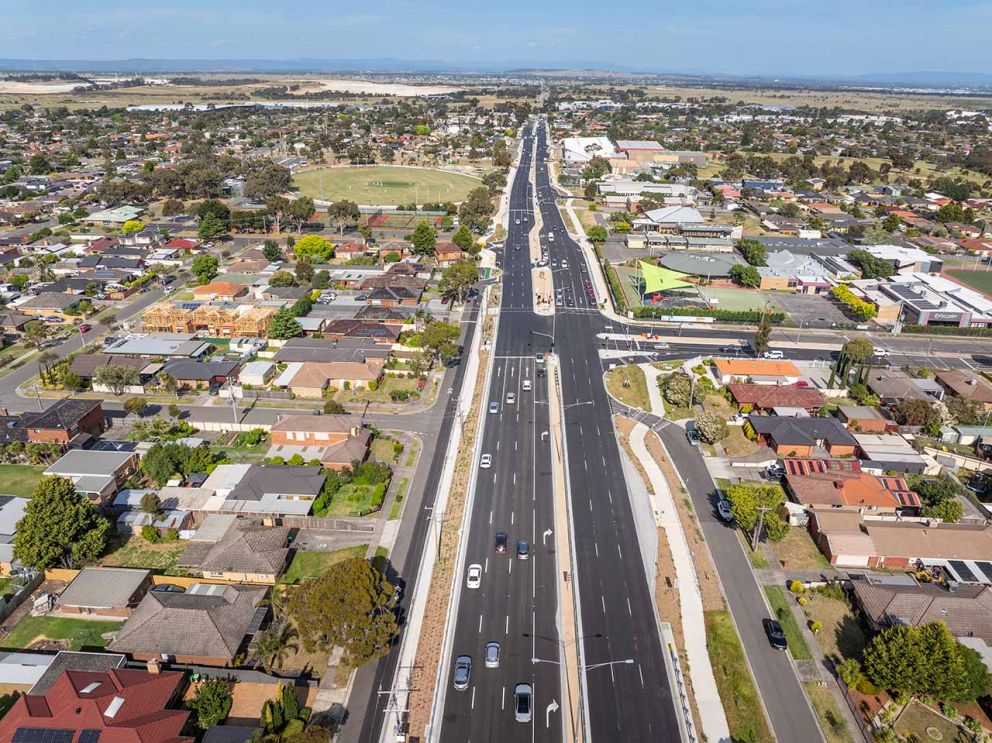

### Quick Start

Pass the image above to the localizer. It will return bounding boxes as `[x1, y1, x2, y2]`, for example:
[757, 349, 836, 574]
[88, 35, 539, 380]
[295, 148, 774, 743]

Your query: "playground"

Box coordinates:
[293, 165, 481, 206]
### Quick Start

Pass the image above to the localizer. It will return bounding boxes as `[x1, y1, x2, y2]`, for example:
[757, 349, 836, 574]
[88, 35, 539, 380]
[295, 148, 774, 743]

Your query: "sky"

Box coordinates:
[2, 0, 991, 78]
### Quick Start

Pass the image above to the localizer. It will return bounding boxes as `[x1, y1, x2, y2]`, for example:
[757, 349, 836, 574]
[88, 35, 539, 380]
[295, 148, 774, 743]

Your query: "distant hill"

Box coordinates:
[844, 70, 992, 88]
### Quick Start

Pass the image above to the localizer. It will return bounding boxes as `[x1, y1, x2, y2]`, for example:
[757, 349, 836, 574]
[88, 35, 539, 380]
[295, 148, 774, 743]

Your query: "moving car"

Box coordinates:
[515, 218, 520, 225]
[506, 392, 516, 404]
[763, 350, 785, 359]
[485, 641, 501, 669]
[873, 348, 891, 358]
[453, 655, 472, 690]
[516, 539, 530, 560]
[489, 402, 499, 414]
[480, 453, 493, 469]
[495, 532, 508, 552]
[717, 500, 734, 522]
[466, 564, 482, 589]
[78, 324, 92, 333]
[522, 379, 532, 391]
[763, 618, 788, 651]
[514, 683, 533, 723]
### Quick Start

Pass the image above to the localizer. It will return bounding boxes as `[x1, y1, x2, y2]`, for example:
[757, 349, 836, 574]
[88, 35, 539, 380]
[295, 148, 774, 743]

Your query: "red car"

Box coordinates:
[79, 324, 93, 333]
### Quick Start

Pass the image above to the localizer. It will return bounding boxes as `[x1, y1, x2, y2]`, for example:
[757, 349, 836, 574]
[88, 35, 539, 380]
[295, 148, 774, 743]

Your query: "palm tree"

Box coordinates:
[253, 623, 299, 674]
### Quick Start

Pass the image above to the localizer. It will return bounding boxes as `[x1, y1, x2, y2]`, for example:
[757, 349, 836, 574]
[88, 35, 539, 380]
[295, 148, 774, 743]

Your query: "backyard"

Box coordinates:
[894, 700, 976, 743]
[293, 165, 481, 205]
[1, 615, 121, 651]
[800, 585, 867, 665]
[0, 464, 45, 498]
[100, 535, 186, 571]
[281, 544, 368, 584]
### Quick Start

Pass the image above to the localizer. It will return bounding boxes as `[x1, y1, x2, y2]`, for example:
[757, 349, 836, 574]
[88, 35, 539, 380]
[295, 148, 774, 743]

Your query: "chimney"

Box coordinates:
[146, 658, 161, 674]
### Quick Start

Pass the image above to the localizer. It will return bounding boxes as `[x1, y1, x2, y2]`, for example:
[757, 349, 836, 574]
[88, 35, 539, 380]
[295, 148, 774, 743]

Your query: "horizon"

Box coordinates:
[2, 0, 992, 80]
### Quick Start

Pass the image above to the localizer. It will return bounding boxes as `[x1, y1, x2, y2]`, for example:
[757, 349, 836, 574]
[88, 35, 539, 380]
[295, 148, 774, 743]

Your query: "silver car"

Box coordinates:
[485, 641, 501, 669]
[514, 683, 532, 723]
[453, 655, 471, 691]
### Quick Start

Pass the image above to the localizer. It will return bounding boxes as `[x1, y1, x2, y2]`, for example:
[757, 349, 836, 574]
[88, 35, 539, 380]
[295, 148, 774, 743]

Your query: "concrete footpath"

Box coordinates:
[639, 362, 666, 416]
[629, 422, 730, 743]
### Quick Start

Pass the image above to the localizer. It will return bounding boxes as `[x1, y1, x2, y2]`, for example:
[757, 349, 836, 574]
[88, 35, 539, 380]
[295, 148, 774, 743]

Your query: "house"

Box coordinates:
[322, 319, 400, 344]
[268, 414, 372, 469]
[435, 241, 466, 267]
[782, 458, 920, 514]
[713, 359, 804, 385]
[0, 312, 31, 334]
[853, 433, 934, 475]
[85, 205, 145, 226]
[0, 652, 58, 692]
[935, 370, 992, 410]
[16, 292, 81, 322]
[162, 238, 200, 252]
[865, 244, 943, 275]
[68, 354, 154, 386]
[109, 582, 267, 666]
[44, 450, 140, 502]
[852, 581, 992, 648]
[276, 359, 385, 397]
[57, 567, 152, 618]
[808, 510, 992, 569]
[748, 416, 858, 457]
[727, 383, 825, 413]
[865, 369, 933, 405]
[177, 515, 289, 584]
[103, 334, 211, 360]
[21, 398, 105, 446]
[836, 406, 891, 434]
[201, 463, 326, 517]
[160, 360, 240, 389]
[238, 360, 275, 386]
[0, 497, 28, 575]
[0, 667, 191, 743]
[116, 509, 192, 537]
[274, 337, 390, 364]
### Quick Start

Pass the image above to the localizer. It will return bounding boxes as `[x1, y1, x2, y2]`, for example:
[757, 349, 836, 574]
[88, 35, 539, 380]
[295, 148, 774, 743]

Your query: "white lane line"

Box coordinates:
[485, 558, 489, 573]
[497, 440, 501, 451]
[478, 614, 483, 633]
[638, 664, 645, 688]
[501, 685, 506, 710]
[509, 559, 513, 574]
[505, 615, 509, 635]
[511, 512, 515, 525]
[489, 510, 493, 525]
[471, 685, 476, 709]
[627, 597, 632, 616]
[601, 595, 607, 615]
[513, 472, 517, 486]
[618, 544, 623, 560]
[594, 542, 599, 557]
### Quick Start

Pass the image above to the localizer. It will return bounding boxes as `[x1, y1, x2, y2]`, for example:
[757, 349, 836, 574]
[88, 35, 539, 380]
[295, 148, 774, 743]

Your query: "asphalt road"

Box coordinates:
[437, 126, 563, 742]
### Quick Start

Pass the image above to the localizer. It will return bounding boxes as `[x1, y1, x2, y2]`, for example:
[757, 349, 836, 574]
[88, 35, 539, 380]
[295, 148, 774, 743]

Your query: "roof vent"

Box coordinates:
[103, 696, 125, 718]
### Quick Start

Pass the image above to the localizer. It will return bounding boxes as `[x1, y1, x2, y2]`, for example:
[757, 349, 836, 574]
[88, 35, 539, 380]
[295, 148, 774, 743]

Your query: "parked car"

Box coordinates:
[78, 323, 92, 333]
[966, 473, 989, 494]
[765, 464, 786, 482]
[763, 618, 788, 650]
[466, 565, 482, 589]
[763, 350, 785, 359]
[514, 683, 533, 723]
[686, 425, 702, 447]
[717, 500, 734, 522]
[480, 454, 493, 469]
[485, 641, 501, 669]
[453, 655, 472, 690]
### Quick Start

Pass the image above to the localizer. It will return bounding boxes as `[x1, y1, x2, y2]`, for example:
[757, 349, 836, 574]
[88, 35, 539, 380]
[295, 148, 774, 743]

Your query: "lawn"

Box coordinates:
[945, 269, 992, 298]
[370, 437, 401, 466]
[332, 376, 424, 405]
[698, 286, 769, 312]
[100, 535, 185, 571]
[764, 585, 813, 661]
[1, 615, 121, 651]
[388, 477, 409, 520]
[770, 527, 830, 570]
[281, 544, 368, 584]
[895, 700, 974, 743]
[801, 586, 867, 664]
[804, 681, 855, 743]
[322, 482, 388, 517]
[293, 165, 481, 205]
[0, 465, 45, 498]
[705, 610, 774, 743]
[605, 365, 650, 411]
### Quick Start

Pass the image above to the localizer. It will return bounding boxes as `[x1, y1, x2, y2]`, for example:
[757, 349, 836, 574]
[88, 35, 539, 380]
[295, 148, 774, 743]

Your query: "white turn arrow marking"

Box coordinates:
[542, 528, 553, 545]
[546, 698, 560, 728]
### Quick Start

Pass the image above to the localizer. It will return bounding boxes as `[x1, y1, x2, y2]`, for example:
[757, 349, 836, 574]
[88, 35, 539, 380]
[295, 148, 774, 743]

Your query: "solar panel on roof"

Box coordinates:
[976, 562, 992, 583]
[13, 729, 75, 743]
[79, 730, 101, 743]
[948, 560, 979, 583]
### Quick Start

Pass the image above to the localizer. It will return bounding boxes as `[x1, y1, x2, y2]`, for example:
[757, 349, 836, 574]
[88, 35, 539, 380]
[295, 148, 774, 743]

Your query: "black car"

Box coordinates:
[495, 532, 508, 553]
[763, 618, 788, 651]
[966, 473, 989, 495]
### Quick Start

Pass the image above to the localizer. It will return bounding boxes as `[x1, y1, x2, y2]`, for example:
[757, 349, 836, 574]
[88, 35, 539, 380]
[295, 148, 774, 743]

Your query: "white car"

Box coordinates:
[873, 348, 891, 358]
[522, 379, 532, 391]
[763, 350, 785, 359]
[505, 392, 516, 405]
[489, 402, 499, 414]
[480, 453, 493, 468]
[467, 564, 482, 589]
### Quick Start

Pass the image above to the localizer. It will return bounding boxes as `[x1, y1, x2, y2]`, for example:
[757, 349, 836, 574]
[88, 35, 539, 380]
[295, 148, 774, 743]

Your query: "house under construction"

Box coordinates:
[141, 303, 277, 338]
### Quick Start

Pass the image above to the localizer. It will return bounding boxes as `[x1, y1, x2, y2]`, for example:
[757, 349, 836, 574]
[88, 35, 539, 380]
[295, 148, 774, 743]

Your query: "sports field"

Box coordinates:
[945, 269, 992, 297]
[293, 165, 481, 205]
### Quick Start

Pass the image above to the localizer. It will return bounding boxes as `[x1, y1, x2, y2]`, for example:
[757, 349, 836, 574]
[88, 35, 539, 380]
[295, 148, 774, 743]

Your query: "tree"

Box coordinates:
[161, 198, 185, 216]
[420, 320, 460, 363]
[911, 475, 965, 522]
[286, 196, 315, 232]
[753, 310, 773, 355]
[736, 239, 767, 266]
[21, 320, 48, 349]
[923, 498, 964, 523]
[13, 476, 110, 569]
[730, 263, 761, 287]
[253, 624, 300, 674]
[662, 371, 693, 408]
[120, 219, 145, 235]
[295, 258, 315, 286]
[724, 482, 788, 543]
[123, 398, 148, 416]
[194, 199, 230, 223]
[410, 221, 438, 257]
[328, 200, 361, 234]
[586, 225, 608, 244]
[158, 372, 178, 399]
[323, 400, 348, 414]
[95, 365, 139, 395]
[292, 295, 312, 317]
[191, 254, 219, 285]
[694, 411, 728, 444]
[892, 399, 941, 428]
[848, 249, 894, 279]
[881, 214, 901, 233]
[263, 239, 284, 262]
[187, 679, 232, 730]
[140, 443, 185, 486]
[451, 224, 475, 254]
[197, 213, 227, 239]
[287, 557, 398, 665]
[458, 187, 495, 234]
[268, 307, 303, 340]
[140, 492, 163, 516]
[244, 162, 292, 201]
[294, 235, 333, 263]
[28, 153, 51, 175]
[438, 261, 478, 303]
[268, 270, 296, 288]
[312, 270, 330, 290]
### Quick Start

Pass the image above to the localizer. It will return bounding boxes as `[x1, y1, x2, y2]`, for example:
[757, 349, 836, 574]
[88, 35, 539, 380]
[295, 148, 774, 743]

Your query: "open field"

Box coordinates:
[945, 269, 992, 297]
[1, 616, 121, 651]
[0, 465, 44, 498]
[293, 165, 481, 205]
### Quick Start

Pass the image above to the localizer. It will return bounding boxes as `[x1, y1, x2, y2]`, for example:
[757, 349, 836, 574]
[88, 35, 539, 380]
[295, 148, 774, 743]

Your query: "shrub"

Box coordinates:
[693, 411, 728, 444]
[837, 658, 863, 689]
[367, 380, 378, 392]
[633, 306, 788, 324]
[830, 284, 877, 321]
[789, 579, 805, 595]
[141, 525, 162, 543]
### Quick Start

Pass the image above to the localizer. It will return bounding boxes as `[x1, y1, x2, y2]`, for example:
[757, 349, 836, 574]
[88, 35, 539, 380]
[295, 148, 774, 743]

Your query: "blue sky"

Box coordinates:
[1, 0, 990, 77]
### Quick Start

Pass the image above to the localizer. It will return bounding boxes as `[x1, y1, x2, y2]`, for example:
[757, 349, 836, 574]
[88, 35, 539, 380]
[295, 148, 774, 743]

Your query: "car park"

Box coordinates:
[514, 683, 533, 723]
[485, 642, 501, 669]
[763, 618, 788, 650]
[480, 453, 493, 469]
[453, 655, 472, 690]
[516, 539, 530, 560]
[466, 564, 482, 589]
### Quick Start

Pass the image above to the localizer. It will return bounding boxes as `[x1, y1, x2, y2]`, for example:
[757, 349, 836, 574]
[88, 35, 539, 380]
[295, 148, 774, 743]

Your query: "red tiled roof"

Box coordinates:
[728, 383, 825, 410]
[783, 458, 921, 509]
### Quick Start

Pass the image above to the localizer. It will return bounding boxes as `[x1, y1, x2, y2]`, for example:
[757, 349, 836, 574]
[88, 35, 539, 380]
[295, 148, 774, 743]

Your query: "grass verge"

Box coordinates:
[764, 585, 813, 661]
[705, 610, 774, 743]
[604, 365, 650, 411]
[804, 681, 855, 743]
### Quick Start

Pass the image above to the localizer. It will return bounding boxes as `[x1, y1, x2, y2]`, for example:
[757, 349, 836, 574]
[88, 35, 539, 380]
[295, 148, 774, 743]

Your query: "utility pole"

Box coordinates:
[752, 505, 771, 551]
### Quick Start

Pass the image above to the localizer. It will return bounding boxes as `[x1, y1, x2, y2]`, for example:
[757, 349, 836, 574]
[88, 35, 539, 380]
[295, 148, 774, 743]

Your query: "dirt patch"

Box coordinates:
[186, 681, 316, 722]
[801, 591, 866, 665]
[771, 527, 830, 571]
